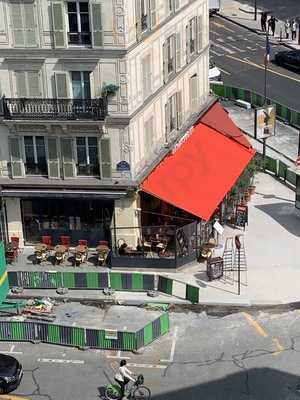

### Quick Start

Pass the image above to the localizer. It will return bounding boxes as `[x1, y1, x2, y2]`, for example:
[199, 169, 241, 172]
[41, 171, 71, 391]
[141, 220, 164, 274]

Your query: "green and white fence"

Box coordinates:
[0, 242, 9, 304]
[210, 83, 300, 128]
[0, 312, 169, 351]
[158, 276, 200, 304]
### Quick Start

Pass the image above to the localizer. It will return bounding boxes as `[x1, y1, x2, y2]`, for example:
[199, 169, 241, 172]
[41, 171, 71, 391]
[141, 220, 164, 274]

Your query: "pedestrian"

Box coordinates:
[268, 15, 278, 36]
[261, 12, 267, 32]
[291, 19, 297, 40]
[284, 19, 290, 39]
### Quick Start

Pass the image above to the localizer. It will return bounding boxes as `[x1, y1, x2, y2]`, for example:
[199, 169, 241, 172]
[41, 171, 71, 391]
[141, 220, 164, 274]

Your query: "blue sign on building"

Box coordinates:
[116, 161, 130, 171]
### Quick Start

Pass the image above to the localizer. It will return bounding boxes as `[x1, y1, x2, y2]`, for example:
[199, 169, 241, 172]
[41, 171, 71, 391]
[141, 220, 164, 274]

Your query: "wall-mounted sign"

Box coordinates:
[116, 161, 130, 171]
[255, 105, 276, 139]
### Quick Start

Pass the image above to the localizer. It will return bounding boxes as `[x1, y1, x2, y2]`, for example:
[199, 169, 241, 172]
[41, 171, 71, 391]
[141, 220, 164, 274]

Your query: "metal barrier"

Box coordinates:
[210, 83, 300, 128]
[158, 276, 200, 304]
[0, 242, 9, 304]
[0, 312, 170, 351]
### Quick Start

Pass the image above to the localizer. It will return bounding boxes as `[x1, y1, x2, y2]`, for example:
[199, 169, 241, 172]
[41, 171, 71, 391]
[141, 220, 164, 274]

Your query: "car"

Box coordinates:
[209, 60, 222, 82]
[0, 354, 23, 394]
[274, 50, 300, 70]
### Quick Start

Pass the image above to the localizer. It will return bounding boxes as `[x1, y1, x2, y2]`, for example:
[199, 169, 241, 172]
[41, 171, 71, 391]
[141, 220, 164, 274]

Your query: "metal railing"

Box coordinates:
[2, 97, 108, 120]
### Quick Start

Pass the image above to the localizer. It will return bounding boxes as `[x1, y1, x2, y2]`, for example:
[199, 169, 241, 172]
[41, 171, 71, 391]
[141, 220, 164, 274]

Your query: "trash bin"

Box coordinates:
[207, 257, 224, 281]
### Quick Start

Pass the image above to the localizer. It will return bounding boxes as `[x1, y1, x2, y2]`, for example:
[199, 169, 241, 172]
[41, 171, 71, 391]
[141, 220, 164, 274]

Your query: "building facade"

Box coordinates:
[0, 0, 210, 248]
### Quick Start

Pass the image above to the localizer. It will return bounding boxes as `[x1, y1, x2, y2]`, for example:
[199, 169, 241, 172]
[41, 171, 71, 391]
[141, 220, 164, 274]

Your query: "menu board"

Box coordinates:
[235, 205, 248, 228]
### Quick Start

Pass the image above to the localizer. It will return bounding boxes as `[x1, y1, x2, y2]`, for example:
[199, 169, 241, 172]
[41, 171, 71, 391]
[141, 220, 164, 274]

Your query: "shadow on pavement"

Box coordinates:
[151, 368, 300, 400]
[255, 202, 300, 236]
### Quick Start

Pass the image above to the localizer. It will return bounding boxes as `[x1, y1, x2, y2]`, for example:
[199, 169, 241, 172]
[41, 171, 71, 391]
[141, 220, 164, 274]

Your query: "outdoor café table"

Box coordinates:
[35, 243, 48, 252]
[54, 245, 67, 253]
[75, 245, 88, 254]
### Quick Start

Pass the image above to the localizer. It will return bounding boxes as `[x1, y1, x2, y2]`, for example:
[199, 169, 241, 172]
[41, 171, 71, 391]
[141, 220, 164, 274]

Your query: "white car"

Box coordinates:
[209, 61, 222, 82]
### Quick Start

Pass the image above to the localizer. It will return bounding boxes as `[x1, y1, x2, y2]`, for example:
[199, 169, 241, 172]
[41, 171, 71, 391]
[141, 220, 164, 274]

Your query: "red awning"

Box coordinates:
[201, 102, 252, 148]
[141, 123, 255, 221]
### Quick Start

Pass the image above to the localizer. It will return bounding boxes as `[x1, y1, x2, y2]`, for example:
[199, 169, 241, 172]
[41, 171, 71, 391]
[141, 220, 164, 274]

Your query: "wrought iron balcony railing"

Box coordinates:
[2, 97, 108, 121]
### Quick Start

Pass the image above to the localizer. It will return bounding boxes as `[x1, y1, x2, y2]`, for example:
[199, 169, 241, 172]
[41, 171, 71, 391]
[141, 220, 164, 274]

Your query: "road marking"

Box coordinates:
[246, 46, 257, 51]
[37, 358, 84, 364]
[242, 312, 268, 337]
[226, 43, 246, 52]
[127, 363, 167, 369]
[107, 350, 130, 360]
[272, 338, 284, 356]
[211, 41, 235, 54]
[210, 29, 221, 36]
[211, 20, 235, 33]
[216, 37, 225, 43]
[219, 67, 231, 75]
[226, 55, 300, 83]
[210, 49, 224, 57]
[161, 326, 178, 363]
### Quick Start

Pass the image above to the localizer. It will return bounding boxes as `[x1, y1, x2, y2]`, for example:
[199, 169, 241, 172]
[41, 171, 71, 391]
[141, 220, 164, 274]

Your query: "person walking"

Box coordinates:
[291, 19, 297, 40]
[284, 19, 290, 39]
[261, 12, 267, 32]
[268, 16, 278, 36]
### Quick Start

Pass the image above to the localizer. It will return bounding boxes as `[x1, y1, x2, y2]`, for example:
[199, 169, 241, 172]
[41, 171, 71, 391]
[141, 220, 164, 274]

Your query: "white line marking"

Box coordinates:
[211, 41, 235, 54]
[37, 358, 84, 364]
[127, 363, 167, 369]
[10, 345, 15, 353]
[210, 30, 221, 36]
[219, 67, 231, 75]
[0, 351, 23, 355]
[210, 49, 224, 56]
[216, 37, 225, 43]
[246, 46, 257, 51]
[226, 43, 246, 52]
[106, 355, 131, 359]
[160, 326, 178, 363]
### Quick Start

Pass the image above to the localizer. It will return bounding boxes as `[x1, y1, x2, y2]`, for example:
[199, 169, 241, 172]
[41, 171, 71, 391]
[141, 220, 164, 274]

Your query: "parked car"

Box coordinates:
[0, 354, 23, 394]
[274, 50, 300, 71]
[209, 60, 222, 82]
[209, 0, 220, 16]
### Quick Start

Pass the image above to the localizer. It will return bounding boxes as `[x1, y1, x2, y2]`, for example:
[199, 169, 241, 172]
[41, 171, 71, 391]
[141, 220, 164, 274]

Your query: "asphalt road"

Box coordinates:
[5, 309, 300, 399]
[210, 16, 300, 110]
[237, 0, 300, 20]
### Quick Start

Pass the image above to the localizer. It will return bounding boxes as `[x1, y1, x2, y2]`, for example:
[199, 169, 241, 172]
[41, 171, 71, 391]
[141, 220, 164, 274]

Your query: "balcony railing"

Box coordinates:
[2, 97, 108, 121]
[68, 32, 91, 45]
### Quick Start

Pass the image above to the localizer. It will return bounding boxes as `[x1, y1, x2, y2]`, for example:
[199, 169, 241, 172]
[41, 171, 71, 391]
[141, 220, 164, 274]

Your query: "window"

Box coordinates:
[10, 0, 37, 47]
[141, 55, 152, 99]
[76, 137, 99, 176]
[189, 18, 197, 55]
[167, 0, 180, 14]
[71, 71, 91, 99]
[15, 71, 41, 98]
[144, 117, 154, 155]
[24, 136, 47, 175]
[67, 1, 91, 45]
[165, 91, 183, 137]
[136, 0, 152, 38]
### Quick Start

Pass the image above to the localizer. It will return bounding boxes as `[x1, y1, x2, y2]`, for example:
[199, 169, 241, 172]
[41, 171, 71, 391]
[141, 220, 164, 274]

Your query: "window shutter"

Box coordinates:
[90, 2, 103, 47]
[15, 71, 27, 97]
[176, 91, 183, 128]
[175, 0, 180, 10]
[150, 0, 156, 28]
[10, 2, 25, 47]
[51, 2, 66, 48]
[197, 16, 203, 52]
[189, 75, 198, 114]
[144, 117, 153, 153]
[9, 137, 24, 178]
[100, 138, 111, 179]
[24, 2, 37, 47]
[47, 137, 60, 179]
[165, 101, 170, 140]
[27, 72, 41, 98]
[61, 138, 75, 178]
[186, 24, 190, 63]
[54, 72, 69, 98]
[163, 41, 168, 83]
[175, 32, 181, 71]
[135, 0, 142, 39]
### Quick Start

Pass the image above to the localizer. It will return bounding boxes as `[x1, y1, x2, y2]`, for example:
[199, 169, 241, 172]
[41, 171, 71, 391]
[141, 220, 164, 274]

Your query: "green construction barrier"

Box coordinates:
[72, 327, 85, 347]
[62, 272, 75, 288]
[286, 169, 297, 186]
[110, 272, 122, 290]
[0, 242, 9, 304]
[159, 313, 170, 335]
[264, 156, 277, 174]
[186, 284, 200, 304]
[278, 161, 287, 180]
[48, 324, 60, 344]
[122, 332, 136, 351]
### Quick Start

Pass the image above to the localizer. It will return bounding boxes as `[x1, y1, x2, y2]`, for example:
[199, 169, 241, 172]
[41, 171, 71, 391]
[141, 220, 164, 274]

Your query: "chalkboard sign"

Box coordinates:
[207, 257, 224, 281]
[235, 205, 248, 228]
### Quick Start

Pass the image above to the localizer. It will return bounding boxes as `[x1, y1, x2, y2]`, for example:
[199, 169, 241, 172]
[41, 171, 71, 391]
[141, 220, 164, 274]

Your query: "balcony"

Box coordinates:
[2, 97, 108, 121]
[68, 32, 91, 45]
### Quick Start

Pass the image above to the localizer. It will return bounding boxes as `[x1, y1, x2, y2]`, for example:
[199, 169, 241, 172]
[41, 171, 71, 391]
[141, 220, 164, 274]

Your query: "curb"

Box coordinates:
[217, 13, 297, 51]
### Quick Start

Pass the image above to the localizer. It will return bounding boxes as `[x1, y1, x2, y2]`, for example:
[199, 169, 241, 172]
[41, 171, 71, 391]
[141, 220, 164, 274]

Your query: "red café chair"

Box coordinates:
[60, 236, 71, 254]
[10, 236, 20, 257]
[41, 235, 53, 251]
[78, 239, 88, 247]
[98, 240, 109, 247]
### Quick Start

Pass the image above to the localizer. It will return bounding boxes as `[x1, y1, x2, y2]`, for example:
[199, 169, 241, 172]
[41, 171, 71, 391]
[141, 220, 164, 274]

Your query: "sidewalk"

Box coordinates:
[218, 0, 300, 50]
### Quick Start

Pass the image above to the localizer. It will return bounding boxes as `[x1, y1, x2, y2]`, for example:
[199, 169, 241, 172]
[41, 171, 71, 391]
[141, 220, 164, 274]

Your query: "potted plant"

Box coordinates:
[101, 83, 119, 97]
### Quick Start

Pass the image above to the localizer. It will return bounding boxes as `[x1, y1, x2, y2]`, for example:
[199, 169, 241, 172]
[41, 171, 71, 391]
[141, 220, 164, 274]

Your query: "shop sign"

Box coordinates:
[116, 161, 130, 171]
[255, 105, 276, 139]
[235, 205, 248, 228]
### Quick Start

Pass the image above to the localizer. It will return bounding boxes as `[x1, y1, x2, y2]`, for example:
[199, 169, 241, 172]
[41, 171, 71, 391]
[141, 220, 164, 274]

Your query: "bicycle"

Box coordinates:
[105, 374, 151, 400]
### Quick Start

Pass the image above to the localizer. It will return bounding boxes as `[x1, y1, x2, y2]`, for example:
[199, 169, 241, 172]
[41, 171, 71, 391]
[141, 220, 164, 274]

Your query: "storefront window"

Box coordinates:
[21, 198, 113, 246]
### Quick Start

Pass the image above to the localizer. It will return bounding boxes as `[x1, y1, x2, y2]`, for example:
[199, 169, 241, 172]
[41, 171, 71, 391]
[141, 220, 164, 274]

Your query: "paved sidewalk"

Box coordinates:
[218, 0, 300, 50]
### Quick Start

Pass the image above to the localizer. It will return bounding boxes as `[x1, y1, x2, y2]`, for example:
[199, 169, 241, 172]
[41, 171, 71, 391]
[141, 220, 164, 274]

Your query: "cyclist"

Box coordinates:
[114, 359, 136, 399]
